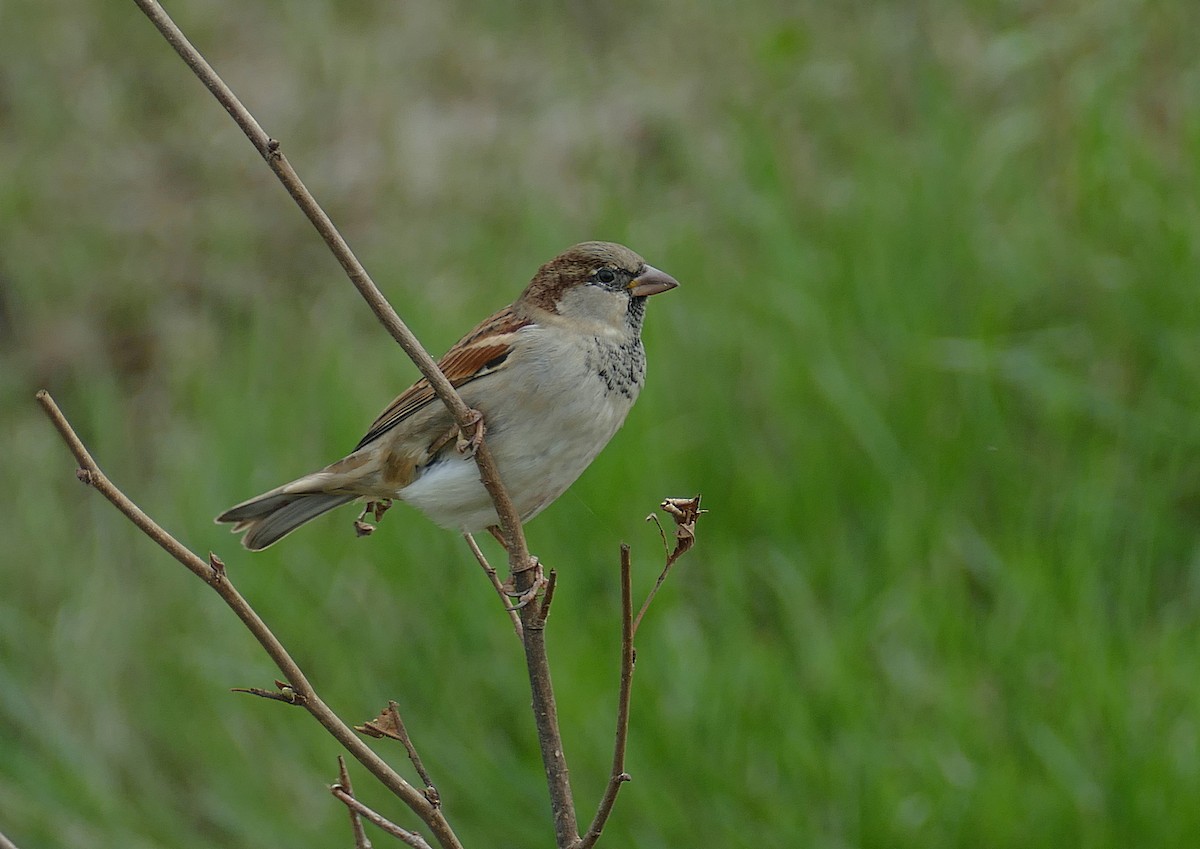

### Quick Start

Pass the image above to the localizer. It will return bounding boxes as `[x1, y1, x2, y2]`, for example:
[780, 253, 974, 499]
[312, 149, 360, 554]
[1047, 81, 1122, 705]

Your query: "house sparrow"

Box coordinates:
[216, 241, 679, 550]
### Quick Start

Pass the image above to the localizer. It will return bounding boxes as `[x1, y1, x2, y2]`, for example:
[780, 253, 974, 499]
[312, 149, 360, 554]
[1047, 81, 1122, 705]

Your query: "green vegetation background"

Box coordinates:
[3, 1, 1200, 846]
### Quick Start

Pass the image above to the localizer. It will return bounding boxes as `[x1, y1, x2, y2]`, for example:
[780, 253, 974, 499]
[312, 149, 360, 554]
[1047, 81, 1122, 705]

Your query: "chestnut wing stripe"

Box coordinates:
[352, 339, 518, 451]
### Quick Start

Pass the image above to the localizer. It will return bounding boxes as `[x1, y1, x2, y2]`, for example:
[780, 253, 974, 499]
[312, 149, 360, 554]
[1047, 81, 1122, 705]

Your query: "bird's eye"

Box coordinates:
[595, 268, 617, 284]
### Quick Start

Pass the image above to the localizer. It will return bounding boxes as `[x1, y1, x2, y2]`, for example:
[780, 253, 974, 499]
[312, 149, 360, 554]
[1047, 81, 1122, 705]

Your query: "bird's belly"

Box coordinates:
[397, 367, 637, 532]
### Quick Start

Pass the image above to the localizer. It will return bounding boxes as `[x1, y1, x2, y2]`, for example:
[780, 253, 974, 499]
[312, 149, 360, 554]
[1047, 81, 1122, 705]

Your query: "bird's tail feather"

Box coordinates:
[216, 485, 356, 551]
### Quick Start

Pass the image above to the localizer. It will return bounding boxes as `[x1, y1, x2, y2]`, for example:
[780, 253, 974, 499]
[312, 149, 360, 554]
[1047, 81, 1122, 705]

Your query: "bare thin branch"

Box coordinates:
[38, 389, 215, 583]
[464, 532, 522, 639]
[124, 2, 576, 841]
[577, 545, 637, 849]
[35, 391, 462, 849]
[338, 756, 374, 849]
[332, 786, 432, 849]
[387, 702, 438, 803]
[632, 560, 670, 637]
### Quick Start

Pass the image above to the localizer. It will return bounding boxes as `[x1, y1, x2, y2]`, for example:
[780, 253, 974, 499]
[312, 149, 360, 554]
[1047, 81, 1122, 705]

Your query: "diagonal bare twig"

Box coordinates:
[35, 390, 462, 849]
[231, 679, 307, 705]
[124, 3, 577, 839]
[464, 532, 523, 640]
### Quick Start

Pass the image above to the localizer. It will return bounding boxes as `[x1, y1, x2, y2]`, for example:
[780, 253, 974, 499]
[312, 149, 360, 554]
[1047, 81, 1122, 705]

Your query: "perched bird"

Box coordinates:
[216, 241, 679, 550]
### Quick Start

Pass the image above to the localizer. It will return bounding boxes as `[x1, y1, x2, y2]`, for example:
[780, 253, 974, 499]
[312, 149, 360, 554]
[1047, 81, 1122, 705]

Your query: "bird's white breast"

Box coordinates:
[396, 323, 644, 532]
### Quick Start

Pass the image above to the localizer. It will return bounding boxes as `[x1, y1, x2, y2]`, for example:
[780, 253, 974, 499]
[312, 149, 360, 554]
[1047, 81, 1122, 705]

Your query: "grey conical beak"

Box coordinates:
[628, 264, 680, 297]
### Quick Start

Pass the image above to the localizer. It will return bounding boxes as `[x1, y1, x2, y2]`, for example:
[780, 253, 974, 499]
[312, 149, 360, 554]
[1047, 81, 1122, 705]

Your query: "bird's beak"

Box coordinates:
[628, 265, 680, 298]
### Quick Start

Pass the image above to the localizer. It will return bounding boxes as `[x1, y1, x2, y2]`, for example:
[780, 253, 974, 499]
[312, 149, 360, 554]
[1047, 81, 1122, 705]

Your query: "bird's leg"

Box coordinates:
[455, 408, 486, 455]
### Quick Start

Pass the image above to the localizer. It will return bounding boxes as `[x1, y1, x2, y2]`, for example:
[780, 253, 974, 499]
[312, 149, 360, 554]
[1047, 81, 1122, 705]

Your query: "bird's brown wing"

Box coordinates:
[353, 306, 531, 451]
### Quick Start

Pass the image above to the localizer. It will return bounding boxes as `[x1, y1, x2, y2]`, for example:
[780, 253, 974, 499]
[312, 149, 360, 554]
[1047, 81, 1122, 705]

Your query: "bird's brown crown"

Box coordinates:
[518, 242, 646, 311]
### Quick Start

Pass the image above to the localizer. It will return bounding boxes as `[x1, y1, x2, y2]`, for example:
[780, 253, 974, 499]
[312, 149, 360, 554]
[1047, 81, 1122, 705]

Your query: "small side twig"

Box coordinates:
[536, 569, 558, 627]
[338, 756, 373, 849]
[357, 701, 440, 808]
[231, 679, 306, 705]
[576, 545, 636, 849]
[631, 563, 669, 638]
[464, 532, 522, 639]
[332, 785, 432, 849]
[634, 496, 705, 635]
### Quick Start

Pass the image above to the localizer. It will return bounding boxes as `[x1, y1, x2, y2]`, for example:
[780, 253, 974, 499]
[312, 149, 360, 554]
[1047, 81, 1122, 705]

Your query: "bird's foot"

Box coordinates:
[502, 557, 546, 610]
[456, 409, 486, 455]
[353, 498, 393, 538]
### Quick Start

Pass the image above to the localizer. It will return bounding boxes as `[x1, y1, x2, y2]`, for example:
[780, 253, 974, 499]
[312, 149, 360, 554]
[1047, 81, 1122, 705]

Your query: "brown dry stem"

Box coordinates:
[464, 532, 523, 640]
[35, 390, 461, 849]
[575, 545, 637, 849]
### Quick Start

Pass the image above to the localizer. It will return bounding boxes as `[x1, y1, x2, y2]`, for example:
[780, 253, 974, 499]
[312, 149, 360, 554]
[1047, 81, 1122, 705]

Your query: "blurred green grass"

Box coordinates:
[4, 0, 1200, 846]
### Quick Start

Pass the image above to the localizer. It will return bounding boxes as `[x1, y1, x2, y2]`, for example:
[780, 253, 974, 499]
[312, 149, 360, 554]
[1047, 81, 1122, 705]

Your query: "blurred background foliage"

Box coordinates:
[3, 0, 1200, 846]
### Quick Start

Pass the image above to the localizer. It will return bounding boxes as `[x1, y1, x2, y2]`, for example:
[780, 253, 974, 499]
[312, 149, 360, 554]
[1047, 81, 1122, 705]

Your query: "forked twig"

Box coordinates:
[35, 390, 462, 849]
[337, 756, 373, 849]
[332, 785, 431, 849]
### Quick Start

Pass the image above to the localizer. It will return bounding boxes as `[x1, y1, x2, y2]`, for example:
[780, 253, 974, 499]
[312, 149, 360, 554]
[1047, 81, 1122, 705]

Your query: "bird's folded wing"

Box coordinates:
[354, 307, 531, 451]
